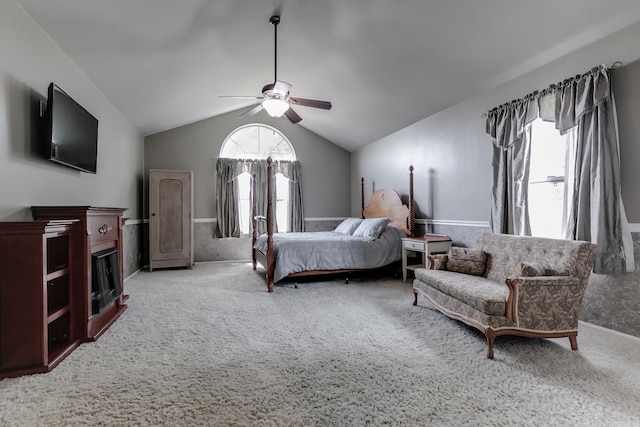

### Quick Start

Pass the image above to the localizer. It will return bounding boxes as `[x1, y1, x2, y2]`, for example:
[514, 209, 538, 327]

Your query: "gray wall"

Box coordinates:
[144, 108, 351, 261]
[353, 23, 640, 223]
[145, 109, 350, 219]
[0, 2, 144, 274]
[352, 21, 640, 338]
[0, 1, 144, 222]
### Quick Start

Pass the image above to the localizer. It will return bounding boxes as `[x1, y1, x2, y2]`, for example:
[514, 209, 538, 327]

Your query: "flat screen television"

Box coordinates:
[43, 82, 98, 174]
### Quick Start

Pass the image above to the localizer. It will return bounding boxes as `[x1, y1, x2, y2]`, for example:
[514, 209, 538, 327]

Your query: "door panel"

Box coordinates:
[149, 170, 193, 270]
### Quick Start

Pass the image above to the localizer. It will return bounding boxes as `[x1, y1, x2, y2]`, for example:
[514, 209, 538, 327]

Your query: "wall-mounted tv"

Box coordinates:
[43, 83, 99, 174]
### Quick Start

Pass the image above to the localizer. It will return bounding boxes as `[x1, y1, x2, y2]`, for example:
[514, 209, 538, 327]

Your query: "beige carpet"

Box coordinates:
[1, 261, 639, 426]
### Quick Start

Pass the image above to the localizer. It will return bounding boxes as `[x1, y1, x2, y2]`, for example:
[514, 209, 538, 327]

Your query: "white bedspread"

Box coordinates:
[254, 224, 406, 282]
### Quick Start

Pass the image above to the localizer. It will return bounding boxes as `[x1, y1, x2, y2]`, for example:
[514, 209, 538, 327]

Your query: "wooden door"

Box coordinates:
[149, 170, 193, 271]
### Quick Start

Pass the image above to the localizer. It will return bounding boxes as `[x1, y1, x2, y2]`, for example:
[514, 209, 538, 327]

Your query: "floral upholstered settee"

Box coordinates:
[412, 232, 597, 359]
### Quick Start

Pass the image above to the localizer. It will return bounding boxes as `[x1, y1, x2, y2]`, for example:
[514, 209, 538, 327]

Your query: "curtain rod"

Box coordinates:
[481, 61, 623, 118]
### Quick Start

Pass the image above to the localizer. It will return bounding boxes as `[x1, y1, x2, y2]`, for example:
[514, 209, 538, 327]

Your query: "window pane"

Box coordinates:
[529, 119, 565, 182]
[220, 124, 295, 160]
[275, 173, 290, 232]
[529, 181, 565, 239]
[237, 172, 252, 235]
[528, 118, 571, 239]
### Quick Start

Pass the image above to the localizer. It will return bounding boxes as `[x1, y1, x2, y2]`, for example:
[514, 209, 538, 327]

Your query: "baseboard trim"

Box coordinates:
[195, 260, 254, 265]
[194, 218, 217, 223]
[124, 268, 143, 281]
[579, 320, 640, 343]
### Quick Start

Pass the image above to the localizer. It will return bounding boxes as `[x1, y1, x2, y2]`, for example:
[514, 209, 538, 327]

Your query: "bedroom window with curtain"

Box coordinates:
[216, 124, 301, 237]
[485, 64, 634, 275]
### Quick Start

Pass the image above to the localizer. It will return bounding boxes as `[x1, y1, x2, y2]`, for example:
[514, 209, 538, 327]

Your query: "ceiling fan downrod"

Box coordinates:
[270, 15, 280, 83]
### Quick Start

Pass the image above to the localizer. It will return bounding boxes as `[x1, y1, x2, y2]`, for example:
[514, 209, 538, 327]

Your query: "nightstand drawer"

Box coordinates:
[404, 240, 425, 251]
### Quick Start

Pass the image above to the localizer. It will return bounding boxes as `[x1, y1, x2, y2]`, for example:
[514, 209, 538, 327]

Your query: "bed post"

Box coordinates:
[360, 177, 365, 218]
[409, 165, 415, 237]
[251, 172, 258, 270]
[266, 157, 275, 292]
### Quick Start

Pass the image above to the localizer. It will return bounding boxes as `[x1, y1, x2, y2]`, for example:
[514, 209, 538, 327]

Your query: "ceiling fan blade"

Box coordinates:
[239, 104, 264, 118]
[289, 97, 332, 110]
[219, 95, 264, 100]
[273, 80, 292, 96]
[284, 107, 302, 124]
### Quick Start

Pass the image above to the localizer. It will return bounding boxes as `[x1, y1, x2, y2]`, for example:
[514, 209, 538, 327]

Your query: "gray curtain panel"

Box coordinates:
[486, 97, 534, 235]
[215, 158, 304, 237]
[251, 160, 269, 235]
[554, 66, 626, 274]
[272, 160, 305, 232]
[485, 65, 633, 275]
[215, 158, 241, 238]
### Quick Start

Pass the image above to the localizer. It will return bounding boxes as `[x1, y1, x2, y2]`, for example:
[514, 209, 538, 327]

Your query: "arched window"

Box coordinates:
[220, 124, 295, 160]
[218, 124, 298, 235]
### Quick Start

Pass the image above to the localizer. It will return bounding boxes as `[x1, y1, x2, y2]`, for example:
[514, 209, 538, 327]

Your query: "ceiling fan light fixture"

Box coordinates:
[222, 15, 331, 123]
[262, 98, 289, 117]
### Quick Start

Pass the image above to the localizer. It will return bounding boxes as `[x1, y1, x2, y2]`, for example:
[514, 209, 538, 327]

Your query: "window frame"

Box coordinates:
[219, 124, 296, 235]
[220, 123, 295, 161]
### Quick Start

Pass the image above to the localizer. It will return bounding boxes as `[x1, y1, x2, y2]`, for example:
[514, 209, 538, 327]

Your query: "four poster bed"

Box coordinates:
[251, 159, 416, 292]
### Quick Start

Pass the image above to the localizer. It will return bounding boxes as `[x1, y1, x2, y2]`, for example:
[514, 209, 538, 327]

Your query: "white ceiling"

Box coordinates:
[15, 0, 640, 152]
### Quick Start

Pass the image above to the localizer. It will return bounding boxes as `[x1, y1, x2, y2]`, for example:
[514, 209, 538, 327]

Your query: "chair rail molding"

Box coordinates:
[418, 218, 491, 228]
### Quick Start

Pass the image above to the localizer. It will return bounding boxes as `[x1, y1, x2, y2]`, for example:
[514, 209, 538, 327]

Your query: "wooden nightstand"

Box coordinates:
[402, 234, 452, 282]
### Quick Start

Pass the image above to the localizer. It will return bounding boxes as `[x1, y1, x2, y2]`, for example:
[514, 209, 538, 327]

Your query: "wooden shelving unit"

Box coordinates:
[1, 206, 128, 379]
[32, 206, 128, 342]
[0, 220, 82, 379]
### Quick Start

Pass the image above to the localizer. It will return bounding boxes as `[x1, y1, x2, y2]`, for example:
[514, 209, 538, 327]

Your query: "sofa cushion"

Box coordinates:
[428, 254, 448, 270]
[518, 261, 546, 277]
[518, 261, 570, 277]
[414, 269, 508, 316]
[413, 281, 515, 329]
[446, 247, 487, 276]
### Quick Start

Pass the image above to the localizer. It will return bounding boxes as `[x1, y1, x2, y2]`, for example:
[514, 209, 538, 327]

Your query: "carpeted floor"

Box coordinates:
[1, 261, 639, 426]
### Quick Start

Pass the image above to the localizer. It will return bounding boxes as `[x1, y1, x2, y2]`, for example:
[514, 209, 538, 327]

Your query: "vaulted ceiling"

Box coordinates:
[16, 0, 640, 151]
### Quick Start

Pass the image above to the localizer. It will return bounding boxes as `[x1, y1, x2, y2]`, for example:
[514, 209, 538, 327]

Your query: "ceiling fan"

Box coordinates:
[220, 15, 332, 123]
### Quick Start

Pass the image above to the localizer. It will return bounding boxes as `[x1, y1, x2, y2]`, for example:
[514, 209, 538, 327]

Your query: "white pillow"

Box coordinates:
[352, 217, 390, 239]
[334, 218, 363, 235]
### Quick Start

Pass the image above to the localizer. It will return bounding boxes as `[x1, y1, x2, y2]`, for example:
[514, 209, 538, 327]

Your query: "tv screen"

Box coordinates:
[44, 83, 98, 174]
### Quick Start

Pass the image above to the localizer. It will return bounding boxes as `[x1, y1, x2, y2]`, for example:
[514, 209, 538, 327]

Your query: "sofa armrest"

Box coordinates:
[504, 276, 586, 330]
[427, 254, 448, 270]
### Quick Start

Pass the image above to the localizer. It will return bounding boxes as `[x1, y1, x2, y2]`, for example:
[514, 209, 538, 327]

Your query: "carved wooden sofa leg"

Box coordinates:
[267, 280, 274, 293]
[569, 335, 578, 351]
[413, 291, 418, 306]
[485, 328, 496, 359]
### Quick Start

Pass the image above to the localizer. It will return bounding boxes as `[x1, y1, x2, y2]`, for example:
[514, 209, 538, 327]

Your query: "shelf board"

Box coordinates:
[46, 267, 69, 281]
[47, 305, 70, 323]
[48, 339, 81, 367]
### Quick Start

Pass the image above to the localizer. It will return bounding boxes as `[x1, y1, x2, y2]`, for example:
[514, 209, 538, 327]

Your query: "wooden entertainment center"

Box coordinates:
[0, 206, 127, 379]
